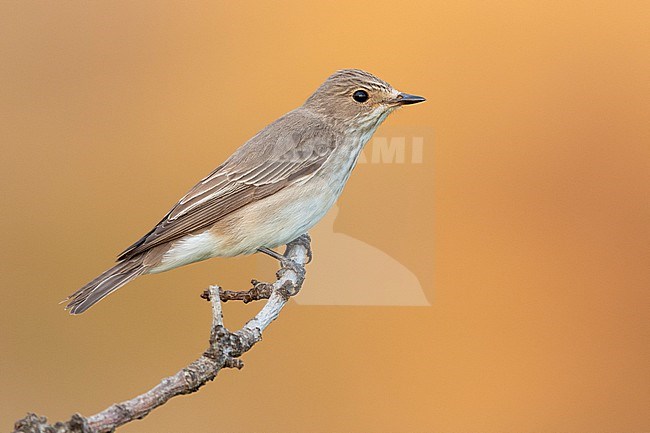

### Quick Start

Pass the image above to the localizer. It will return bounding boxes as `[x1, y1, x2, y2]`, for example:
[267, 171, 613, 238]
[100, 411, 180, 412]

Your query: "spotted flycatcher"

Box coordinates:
[66, 69, 425, 313]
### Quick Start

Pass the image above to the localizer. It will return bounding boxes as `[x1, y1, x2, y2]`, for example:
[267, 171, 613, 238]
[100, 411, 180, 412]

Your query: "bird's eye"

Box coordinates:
[352, 90, 369, 103]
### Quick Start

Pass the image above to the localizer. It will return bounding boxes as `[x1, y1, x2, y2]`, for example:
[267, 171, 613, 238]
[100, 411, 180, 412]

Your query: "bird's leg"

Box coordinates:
[258, 234, 312, 264]
[257, 247, 286, 262]
[257, 246, 301, 282]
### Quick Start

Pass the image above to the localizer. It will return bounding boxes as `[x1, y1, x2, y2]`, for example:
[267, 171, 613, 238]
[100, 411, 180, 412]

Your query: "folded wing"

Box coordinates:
[118, 111, 335, 261]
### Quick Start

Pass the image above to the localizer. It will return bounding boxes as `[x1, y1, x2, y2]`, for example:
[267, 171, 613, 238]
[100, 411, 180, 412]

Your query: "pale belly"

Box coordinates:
[218, 178, 339, 254]
[148, 133, 370, 274]
[148, 176, 339, 273]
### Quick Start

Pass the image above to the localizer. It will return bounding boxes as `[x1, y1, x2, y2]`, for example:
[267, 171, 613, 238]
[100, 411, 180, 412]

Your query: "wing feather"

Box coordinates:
[118, 110, 335, 261]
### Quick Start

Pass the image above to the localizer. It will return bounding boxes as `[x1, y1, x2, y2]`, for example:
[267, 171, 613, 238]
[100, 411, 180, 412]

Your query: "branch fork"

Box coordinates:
[13, 234, 311, 433]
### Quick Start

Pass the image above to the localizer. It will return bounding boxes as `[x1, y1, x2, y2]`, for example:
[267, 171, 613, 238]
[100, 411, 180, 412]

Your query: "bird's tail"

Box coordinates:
[65, 256, 146, 314]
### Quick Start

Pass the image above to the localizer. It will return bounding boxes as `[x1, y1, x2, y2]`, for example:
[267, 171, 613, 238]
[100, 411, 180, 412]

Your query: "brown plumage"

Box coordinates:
[66, 69, 425, 314]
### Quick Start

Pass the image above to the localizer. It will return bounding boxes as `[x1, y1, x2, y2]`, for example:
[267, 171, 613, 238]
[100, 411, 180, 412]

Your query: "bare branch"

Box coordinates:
[217, 280, 273, 303]
[13, 234, 311, 433]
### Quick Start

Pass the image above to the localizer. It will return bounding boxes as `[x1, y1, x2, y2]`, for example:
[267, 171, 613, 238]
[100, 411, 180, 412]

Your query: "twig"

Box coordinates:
[12, 234, 311, 433]
[216, 280, 273, 303]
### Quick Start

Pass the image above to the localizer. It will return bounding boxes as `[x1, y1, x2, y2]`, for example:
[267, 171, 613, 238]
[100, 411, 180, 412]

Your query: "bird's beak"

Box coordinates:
[393, 92, 426, 105]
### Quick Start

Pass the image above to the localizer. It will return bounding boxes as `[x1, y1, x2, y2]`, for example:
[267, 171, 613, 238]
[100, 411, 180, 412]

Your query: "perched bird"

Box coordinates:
[66, 69, 425, 314]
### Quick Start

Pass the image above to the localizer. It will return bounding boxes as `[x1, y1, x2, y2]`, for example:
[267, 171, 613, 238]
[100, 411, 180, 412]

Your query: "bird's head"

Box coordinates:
[304, 69, 425, 130]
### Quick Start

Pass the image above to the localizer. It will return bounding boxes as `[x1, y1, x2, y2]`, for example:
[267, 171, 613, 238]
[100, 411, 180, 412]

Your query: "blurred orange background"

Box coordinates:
[1, 1, 649, 432]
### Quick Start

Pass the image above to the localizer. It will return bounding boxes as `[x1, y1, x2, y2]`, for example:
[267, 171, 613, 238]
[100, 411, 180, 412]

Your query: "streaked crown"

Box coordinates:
[304, 69, 424, 128]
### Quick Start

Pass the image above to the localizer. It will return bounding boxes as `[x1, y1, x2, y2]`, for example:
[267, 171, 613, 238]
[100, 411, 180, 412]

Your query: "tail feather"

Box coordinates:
[66, 257, 146, 314]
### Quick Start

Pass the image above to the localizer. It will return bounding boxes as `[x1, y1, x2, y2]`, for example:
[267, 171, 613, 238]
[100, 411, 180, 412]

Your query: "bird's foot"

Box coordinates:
[291, 234, 312, 263]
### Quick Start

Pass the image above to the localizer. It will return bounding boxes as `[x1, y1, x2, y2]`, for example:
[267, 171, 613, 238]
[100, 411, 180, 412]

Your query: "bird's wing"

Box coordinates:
[118, 111, 336, 261]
